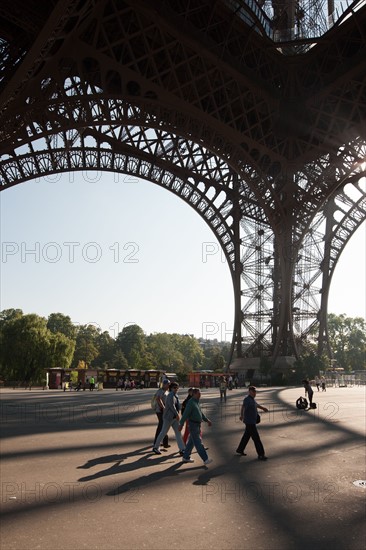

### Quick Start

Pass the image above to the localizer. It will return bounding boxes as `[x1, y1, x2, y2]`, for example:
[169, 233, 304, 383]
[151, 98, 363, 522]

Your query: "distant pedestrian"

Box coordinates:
[219, 377, 227, 403]
[303, 379, 314, 407]
[315, 376, 320, 391]
[236, 386, 268, 460]
[89, 376, 95, 391]
[321, 377, 326, 392]
[179, 388, 212, 465]
[153, 382, 185, 455]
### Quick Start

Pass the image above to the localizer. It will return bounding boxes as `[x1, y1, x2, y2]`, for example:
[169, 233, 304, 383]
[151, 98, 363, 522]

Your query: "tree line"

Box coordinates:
[291, 313, 366, 380]
[0, 309, 364, 385]
[0, 309, 231, 385]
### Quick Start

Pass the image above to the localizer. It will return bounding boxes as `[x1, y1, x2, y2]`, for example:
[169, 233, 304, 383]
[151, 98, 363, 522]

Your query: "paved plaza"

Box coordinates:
[1, 385, 365, 550]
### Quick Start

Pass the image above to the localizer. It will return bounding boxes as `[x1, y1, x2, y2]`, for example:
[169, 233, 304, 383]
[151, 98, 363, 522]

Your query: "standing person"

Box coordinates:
[303, 379, 314, 407]
[315, 376, 320, 391]
[219, 377, 227, 403]
[179, 388, 212, 465]
[153, 382, 185, 455]
[236, 386, 268, 460]
[89, 376, 95, 391]
[321, 377, 326, 392]
[153, 379, 170, 450]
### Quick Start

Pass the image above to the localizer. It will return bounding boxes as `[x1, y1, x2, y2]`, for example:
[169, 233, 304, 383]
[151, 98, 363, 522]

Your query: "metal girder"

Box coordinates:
[0, 0, 365, 367]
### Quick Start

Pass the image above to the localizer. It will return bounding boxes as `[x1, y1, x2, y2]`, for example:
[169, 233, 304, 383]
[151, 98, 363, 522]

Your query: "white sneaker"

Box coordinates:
[182, 458, 194, 463]
[204, 458, 213, 465]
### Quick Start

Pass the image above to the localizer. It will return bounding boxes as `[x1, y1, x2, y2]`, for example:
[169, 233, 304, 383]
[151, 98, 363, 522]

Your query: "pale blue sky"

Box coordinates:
[0, 172, 365, 339]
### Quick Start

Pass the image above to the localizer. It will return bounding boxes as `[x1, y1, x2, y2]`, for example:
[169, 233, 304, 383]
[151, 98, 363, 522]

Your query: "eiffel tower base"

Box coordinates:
[228, 356, 297, 386]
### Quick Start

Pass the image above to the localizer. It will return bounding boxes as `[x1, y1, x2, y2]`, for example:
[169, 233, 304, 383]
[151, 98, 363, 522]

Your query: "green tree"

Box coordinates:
[173, 334, 204, 370]
[293, 351, 327, 381]
[147, 333, 181, 369]
[111, 349, 129, 370]
[211, 352, 225, 371]
[72, 324, 100, 368]
[146, 332, 204, 379]
[327, 314, 366, 371]
[200, 342, 226, 371]
[0, 308, 23, 325]
[0, 313, 74, 384]
[47, 331, 75, 370]
[92, 331, 116, 369]
[115, 324, 146, 368]
[47, 312, 77, 340]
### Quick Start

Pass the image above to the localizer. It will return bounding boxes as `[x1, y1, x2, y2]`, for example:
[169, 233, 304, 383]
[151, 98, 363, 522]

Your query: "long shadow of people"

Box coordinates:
[77, 445, 152, 470]
[77, 447, 180, 483]
[77, 444, 212, 498]
[105, 460, 207, 498]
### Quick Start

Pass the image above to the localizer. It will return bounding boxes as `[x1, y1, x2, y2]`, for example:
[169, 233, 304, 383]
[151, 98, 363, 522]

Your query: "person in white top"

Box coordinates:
[153, 383, 185, 455]
[153, 379, 170, 449]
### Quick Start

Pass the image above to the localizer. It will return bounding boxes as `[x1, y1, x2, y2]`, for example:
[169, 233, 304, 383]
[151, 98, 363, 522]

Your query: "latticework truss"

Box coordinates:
[0, 0, 365, 367]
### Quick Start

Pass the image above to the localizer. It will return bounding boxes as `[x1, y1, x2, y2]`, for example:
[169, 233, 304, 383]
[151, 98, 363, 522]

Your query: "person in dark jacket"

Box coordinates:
[236, 386, 269, 460]
[181, 387, 194, 445]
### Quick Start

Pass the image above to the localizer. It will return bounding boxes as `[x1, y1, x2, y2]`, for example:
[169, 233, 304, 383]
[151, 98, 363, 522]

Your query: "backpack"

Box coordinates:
[296, 396, 308, 410]
[151, 391, 158, 410]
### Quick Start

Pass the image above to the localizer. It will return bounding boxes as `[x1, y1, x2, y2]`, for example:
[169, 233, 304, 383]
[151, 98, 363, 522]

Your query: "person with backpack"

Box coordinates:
[153, 382, 185, 455]
[152, 379, 170, 450]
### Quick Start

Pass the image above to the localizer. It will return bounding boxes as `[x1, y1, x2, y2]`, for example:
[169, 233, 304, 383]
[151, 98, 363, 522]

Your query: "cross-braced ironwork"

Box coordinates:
[0, 0, 365, 369]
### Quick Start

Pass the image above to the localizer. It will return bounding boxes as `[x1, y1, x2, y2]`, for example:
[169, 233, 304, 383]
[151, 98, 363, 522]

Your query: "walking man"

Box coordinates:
[236, 386, 268, 460]
[153, 382, 185, 455]
[179, 388, 212, 465]
[153, 379, 170, 449]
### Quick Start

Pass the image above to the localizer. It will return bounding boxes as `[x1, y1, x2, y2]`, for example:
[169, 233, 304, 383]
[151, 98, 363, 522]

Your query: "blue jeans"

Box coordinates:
[183, 421, 208, 462]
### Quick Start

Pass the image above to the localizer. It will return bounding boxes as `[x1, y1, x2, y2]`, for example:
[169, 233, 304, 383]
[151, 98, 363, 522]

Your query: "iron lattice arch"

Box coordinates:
[0, 0, 365, 367]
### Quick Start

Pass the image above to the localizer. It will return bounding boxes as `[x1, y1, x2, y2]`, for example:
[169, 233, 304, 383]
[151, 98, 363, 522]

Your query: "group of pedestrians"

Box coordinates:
[152, 380, 269, 464]
[116, 377, 139, 390]
[152, 381, 213, 465]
